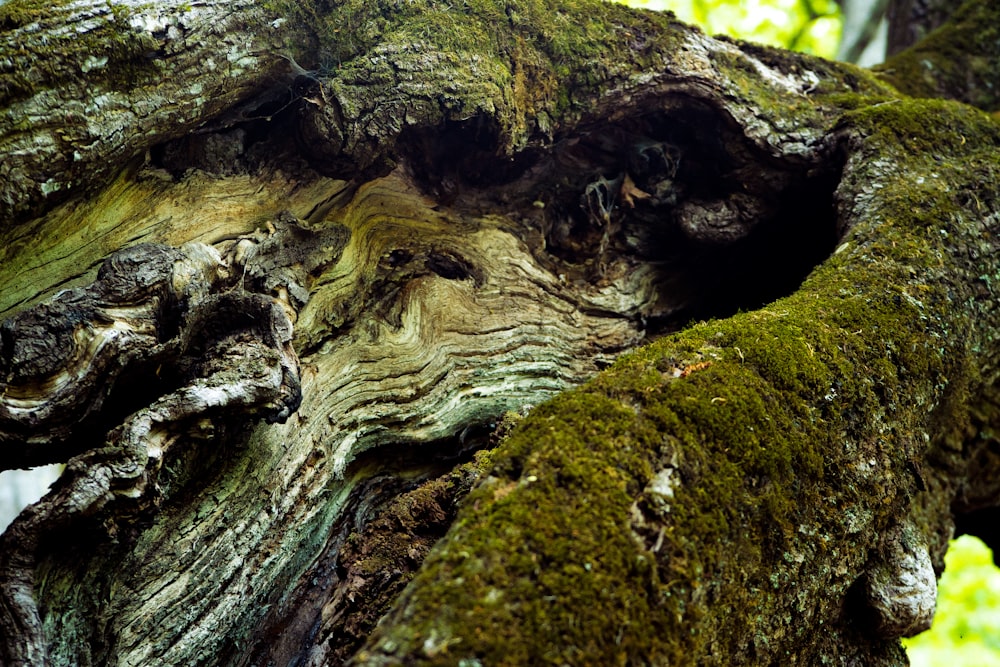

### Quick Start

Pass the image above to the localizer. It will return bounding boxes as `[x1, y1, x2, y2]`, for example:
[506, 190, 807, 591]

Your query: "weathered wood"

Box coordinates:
[0, 240, 303, 664]
[13, 161, 679, 664]
[1, 0, 1000, 665]
[0, 0, 304, 224]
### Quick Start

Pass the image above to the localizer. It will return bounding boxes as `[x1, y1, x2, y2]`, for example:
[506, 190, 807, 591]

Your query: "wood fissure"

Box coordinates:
[2, 0, 1000, 665]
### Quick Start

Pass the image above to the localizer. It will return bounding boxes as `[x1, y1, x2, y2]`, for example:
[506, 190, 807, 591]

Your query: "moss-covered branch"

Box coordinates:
[2, 0, 1000, 665]
[0, 0, 874, 225]
[355, 97, 1000, 664]
[879, 0, 1000, 111]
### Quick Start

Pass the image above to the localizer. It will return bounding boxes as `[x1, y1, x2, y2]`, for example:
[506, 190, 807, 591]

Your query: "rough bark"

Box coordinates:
[0, 0, 309, 225]
[1, 0, 999, 665]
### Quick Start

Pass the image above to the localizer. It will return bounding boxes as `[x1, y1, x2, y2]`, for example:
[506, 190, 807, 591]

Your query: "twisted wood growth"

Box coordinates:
[0, 239, 304, 665]
[1, 0, 999, 665]
[2, 144, 810, 664]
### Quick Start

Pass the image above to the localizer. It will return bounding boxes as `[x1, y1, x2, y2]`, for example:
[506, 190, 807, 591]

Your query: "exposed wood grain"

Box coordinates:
[3, 0, 1000, 664]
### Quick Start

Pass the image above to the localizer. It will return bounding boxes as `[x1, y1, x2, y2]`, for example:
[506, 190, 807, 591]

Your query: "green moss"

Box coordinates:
[876, 0, 1000, 112]
[839, 98, 999, 160]
[0, 0, 161, 107]
[0, 0, 74, 27]
[358, 391, 681, 665]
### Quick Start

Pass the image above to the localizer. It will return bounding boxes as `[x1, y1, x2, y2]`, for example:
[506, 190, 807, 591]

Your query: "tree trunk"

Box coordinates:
[1, 0, 999, 665]
[879, 0, 1000, 110]
[885, 0, 965, 56]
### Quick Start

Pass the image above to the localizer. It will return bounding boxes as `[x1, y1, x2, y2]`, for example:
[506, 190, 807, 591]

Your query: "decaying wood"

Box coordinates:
[1, 0, 1000, 665]
[0, 237, 304, 664]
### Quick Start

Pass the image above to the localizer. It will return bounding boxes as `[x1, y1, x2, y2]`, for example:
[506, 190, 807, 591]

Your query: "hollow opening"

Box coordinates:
[399, 103, 845, 337]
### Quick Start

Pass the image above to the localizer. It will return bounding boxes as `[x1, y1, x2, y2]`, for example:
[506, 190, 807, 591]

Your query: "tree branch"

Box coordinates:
[355, 97, 1000, 665]
[879, 0, 1000, 111]
[1, 1, 999, 665]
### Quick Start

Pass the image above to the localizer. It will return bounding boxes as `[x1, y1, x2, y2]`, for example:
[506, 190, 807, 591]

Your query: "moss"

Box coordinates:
[876, 0, 1000, 112]
[357, 391, 681, 665]
[839, 98, 1000, 160]
[0, 0, 75, 27]
[354, 86, 1000, 663]
[262, 0, 686, 144]
[0, 0, 161, 107]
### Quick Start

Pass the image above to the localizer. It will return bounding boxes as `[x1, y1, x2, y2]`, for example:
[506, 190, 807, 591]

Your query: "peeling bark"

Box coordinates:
[1, 0, 1000, 665]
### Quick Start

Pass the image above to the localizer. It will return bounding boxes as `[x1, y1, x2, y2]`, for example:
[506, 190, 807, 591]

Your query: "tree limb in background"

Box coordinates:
[885, 0, 965, 56]
[879, 0, 1000, 110]
[836, 0, 890, 64]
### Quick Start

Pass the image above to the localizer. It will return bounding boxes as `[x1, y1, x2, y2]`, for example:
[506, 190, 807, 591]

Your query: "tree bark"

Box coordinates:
[879, 0, 1000, 110]
[885, 0, 964, 56]
[1, 0, 999, 665]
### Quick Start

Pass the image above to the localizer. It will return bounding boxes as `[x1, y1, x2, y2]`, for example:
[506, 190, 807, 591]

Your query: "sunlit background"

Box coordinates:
[907, 536, 1000, 666]
[614, 1, 1000, 663]
[623, 0, 841, 58]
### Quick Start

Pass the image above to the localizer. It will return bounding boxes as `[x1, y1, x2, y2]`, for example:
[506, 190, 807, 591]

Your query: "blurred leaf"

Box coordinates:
[904, 536, 1000, 666]
[615, 0, 842, 58]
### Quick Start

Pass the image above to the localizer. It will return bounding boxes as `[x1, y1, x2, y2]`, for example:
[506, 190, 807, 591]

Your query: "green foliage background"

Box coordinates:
[614, 1, 1000, 662]
[620, 0, 841, 57]
[904, 536, 1000, 666]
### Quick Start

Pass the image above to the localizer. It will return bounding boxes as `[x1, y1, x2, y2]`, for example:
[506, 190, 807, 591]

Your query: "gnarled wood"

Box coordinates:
[0, 240, 302, 665]
[0, 0, 302, 224]
[1, 0, 1000, 665]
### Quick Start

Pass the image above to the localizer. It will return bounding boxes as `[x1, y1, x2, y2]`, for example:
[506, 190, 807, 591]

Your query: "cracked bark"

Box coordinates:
[1, 0, 999, 665]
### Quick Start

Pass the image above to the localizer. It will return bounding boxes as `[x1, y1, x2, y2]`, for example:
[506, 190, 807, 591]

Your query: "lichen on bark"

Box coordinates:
[2, 0, 1000, 665]
[355, 96, 1000, 666]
